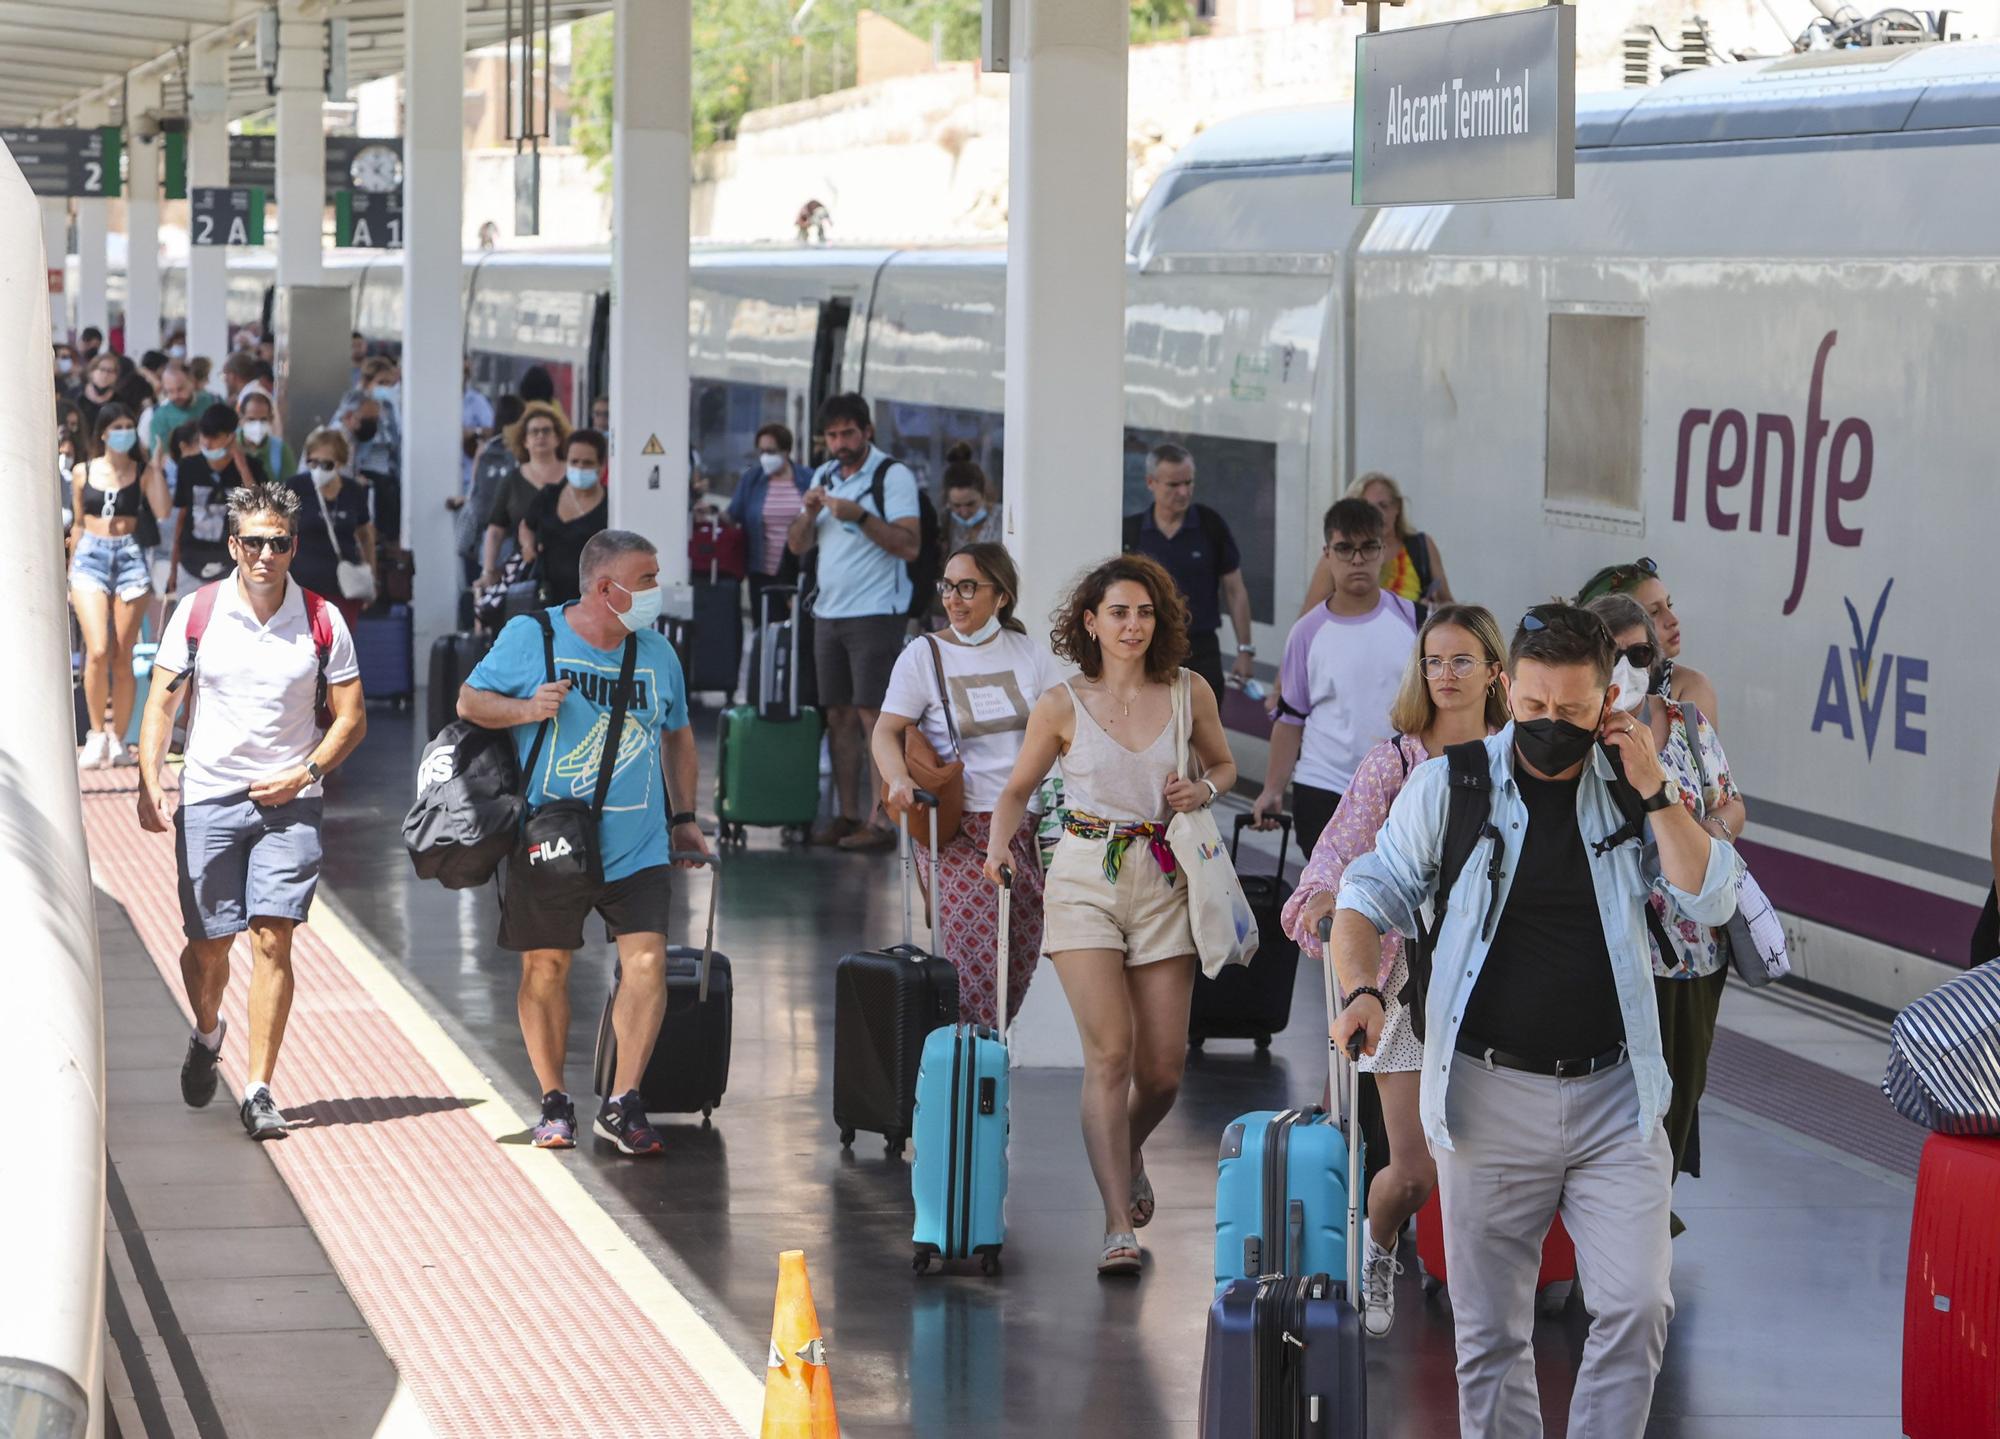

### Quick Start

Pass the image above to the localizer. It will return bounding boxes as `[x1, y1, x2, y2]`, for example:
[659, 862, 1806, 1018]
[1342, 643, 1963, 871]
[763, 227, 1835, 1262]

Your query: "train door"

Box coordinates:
[807, 296, 852, 465]
[587, 290, 610, 413]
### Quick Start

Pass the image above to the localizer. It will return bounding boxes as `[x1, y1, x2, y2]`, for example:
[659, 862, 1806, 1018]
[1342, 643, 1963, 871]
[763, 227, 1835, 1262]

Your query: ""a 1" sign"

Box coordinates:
[190, 186, 267, 246]
[333, 189, 403, 248]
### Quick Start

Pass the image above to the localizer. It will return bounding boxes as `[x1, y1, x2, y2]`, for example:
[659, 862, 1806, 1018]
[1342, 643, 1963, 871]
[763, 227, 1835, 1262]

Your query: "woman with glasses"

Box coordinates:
[1584, 592, 1745, 1214]
[1575, 555, 1722, 726]
[477, 401, 569, 597]
[872, 543, 1065, 1030]
[287, 429, 378, 633]
[1284, 603, 1508, 1335]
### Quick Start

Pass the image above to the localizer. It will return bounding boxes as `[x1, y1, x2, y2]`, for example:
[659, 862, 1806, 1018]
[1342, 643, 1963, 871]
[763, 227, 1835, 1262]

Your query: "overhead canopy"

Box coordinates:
[3, 0, 611, 128]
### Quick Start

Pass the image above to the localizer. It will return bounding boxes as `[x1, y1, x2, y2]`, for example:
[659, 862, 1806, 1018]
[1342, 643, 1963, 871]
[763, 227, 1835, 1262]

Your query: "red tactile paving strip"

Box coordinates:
[80, 770, 745, 1438]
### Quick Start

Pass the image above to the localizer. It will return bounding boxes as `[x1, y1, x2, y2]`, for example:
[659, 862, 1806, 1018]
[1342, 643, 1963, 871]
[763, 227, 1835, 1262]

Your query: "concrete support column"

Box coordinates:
[274, 0, 326, 288]
[185, 40, 231, 368]
[124, 73, 163, 354]
[40, 199, 68, 337]
[1002, 0, 1129, 1069]
[75, 102, 110, 343]
[404, 0, 465, 657]
[607, 0, 692, 584]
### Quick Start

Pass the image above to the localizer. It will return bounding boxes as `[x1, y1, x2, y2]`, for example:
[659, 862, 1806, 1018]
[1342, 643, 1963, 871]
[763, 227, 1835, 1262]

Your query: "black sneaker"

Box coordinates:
[240, 1088, 289, 1142]
[531, 1090, 577, 1149]
[179, 1019, 226, 1108]
[594, 1090, 663, 1156]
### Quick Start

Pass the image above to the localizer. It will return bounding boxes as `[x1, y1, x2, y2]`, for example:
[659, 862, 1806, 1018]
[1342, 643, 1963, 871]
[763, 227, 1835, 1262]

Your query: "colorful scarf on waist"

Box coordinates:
[1062, 810, 1178, 885]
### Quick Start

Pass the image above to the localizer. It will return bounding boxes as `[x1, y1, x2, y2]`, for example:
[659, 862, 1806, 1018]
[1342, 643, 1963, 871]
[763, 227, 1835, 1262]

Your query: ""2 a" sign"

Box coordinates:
[190, 186, 266, 247]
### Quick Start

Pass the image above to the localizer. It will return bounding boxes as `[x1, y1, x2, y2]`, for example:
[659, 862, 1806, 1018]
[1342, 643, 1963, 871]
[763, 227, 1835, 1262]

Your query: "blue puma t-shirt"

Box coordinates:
[468, 605, 691, 882]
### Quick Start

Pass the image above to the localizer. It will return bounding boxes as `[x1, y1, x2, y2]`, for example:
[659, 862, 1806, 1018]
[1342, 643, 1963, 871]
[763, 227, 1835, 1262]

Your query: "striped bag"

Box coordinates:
[1883, 959, 2000, 1135]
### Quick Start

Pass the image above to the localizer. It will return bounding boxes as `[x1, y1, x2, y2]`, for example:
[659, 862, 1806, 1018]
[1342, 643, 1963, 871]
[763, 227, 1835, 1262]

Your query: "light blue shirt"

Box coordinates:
[466, 606, 691, 883]
[1335, 726, 1740, 1151]
[809, 446, 919, 619]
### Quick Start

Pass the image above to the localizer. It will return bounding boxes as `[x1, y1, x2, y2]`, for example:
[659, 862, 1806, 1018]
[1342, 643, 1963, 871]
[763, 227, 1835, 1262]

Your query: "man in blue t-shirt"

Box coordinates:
[459, 529, 709, 1158]
[786, 392, 922, 852]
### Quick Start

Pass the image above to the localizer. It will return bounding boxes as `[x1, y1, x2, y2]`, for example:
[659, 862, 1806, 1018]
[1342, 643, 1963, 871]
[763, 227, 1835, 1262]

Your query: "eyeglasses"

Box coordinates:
[936, 578, 998, 601]
[525, 425, 559, 439]
[1619, 642, 1658, 670]
[1421, 654, 1487, 679]
[1329, 540, 1385, 563]
[233, 533, 294, 555]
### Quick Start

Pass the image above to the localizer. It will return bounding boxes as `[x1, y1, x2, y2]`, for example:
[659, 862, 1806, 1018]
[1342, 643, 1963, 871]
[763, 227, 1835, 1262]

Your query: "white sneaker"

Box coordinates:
[1362, 1231, 1402, 1338]
[106, 729, 136, 767]
[77, 729, 107, 770]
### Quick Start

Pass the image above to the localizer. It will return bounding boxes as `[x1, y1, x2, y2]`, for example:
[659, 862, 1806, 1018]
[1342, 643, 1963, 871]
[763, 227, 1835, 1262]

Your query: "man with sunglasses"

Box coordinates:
[1325, 602, 1740, 1439]
[1252, 497, 1416, 851]
[138, 484, 368, 1141]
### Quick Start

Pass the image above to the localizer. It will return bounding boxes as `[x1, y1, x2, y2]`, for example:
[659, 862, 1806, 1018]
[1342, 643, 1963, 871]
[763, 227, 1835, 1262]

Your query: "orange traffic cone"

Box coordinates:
[762, 1249, 839, 1437]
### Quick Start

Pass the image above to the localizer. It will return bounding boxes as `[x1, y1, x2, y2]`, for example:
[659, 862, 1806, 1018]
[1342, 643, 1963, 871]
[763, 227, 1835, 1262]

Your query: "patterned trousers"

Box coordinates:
[914, 810, 1044, 1031]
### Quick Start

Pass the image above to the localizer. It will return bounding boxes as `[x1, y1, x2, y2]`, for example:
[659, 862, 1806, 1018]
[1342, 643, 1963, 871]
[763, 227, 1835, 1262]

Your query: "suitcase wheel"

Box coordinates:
[782, 825, 809, 846]
[839, 1127, 856, 1148]
[912, 1245, 938, 1274]
[1536, 1280, 1574, 1316]
[978, 1248, 1002, 1278]
[701, 1106, 713, 1122]
[1188, 1037, 1205, 1052]
[885, 1132, 905, 1156]
[1421, 1271, 1443, 1298]
[1254, 1034, 1272, 1052]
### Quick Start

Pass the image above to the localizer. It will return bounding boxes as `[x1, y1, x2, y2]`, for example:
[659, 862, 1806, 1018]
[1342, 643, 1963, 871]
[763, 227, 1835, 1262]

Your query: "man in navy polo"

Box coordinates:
[1121, 442, 1256, 699]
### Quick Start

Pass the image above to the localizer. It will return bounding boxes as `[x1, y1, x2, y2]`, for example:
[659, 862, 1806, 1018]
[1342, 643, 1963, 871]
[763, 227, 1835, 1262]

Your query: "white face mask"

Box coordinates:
[242, 420, 270, 445]
[612, 580, 663, 632]
[1609, 655, 1650, 715]
[758, 451, 785, 476]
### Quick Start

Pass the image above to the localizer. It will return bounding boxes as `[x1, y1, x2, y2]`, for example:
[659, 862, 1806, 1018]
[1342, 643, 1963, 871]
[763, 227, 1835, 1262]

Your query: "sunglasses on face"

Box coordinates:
[1620, 642, 1658, 670]
[233, 534, 294, 555]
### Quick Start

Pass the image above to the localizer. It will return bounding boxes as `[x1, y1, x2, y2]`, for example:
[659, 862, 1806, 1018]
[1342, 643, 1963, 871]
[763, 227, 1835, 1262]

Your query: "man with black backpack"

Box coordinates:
[1326, 603, 1741, 1439]
[787, 392, 933, 852]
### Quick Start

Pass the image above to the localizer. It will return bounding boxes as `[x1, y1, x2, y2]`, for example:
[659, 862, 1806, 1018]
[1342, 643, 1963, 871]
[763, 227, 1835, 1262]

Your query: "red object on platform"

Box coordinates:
[1904, 1133, 2000, 1439]
[1415, 1190, 1577, 1299]
[690, 518, 747, 580]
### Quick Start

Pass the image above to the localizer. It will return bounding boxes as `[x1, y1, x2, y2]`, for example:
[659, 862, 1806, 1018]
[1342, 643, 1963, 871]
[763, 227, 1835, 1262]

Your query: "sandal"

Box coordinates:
[1130, 1160, 1156, 1230]
[1098, 1231, 1142, 1277]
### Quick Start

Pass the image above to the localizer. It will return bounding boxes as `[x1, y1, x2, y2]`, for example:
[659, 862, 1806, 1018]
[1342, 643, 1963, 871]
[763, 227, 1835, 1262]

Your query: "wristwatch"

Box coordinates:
[1236, 643, 1256, 656]
[305, 760, 325, 783]
[1640, 777, 1681, 812]
[671, 810, 698, 828]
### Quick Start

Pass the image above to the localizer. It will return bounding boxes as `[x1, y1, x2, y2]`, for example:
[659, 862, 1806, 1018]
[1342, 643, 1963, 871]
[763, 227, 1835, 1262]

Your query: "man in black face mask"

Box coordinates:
[1326, 602, 1740, 1439]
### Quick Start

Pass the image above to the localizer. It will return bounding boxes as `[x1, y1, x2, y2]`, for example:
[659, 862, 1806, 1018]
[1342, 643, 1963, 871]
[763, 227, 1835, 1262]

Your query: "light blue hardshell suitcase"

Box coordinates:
[1212, 917, 1365, 1291]
[911, 865, 1014, 1276]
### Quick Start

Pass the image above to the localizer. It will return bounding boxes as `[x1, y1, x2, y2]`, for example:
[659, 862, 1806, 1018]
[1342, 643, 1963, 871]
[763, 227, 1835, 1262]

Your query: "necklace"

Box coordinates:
[1102, 683, 1145, 723]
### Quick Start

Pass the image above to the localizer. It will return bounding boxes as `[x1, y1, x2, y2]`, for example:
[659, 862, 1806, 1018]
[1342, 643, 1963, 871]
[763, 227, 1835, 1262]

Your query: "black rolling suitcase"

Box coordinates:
[1198, 1032, 1368, 1437]
[1189, 814, 1301, 1051]
[591, 851, 732, 1119]
[426, 630, 491, 739]
[833, 802, 958, 1153]
[689, 576, 744, 699]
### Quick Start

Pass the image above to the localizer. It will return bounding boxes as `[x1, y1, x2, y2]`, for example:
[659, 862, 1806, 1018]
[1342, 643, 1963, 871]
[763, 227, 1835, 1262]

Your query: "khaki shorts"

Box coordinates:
[1041, 832, 1196, 967]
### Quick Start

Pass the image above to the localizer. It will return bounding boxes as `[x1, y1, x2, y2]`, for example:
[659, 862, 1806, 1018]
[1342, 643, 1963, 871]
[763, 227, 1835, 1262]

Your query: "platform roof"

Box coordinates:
[2, 0, 612, 128]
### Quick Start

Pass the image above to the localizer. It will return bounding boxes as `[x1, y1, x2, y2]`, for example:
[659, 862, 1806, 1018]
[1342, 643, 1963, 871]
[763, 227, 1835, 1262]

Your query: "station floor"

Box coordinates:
[85, 702, 1922, 1438]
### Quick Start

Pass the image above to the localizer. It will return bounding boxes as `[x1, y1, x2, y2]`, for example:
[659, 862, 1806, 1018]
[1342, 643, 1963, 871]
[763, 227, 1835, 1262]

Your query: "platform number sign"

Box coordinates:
[0, 126, 122, 197]
[334, 189, 403, 248]
[190, 186, 267, 247]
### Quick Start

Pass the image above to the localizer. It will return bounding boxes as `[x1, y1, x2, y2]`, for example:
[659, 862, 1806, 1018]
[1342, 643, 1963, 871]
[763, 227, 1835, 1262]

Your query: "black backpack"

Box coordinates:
[403, 719, 527, 889]
[1401, 739, 1502, 1042]
[806, 455, 940, 620]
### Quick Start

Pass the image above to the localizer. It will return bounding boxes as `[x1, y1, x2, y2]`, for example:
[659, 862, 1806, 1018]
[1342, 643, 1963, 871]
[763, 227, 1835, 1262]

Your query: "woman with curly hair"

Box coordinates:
[985, 553, 1237, 1277]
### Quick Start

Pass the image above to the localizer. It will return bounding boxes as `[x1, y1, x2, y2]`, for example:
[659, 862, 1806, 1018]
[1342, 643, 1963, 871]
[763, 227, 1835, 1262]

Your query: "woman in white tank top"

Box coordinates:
[986, 555, 1237, 1276]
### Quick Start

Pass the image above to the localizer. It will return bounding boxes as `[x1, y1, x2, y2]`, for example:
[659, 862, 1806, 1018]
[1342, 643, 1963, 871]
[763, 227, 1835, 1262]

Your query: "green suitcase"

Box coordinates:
[715, 704, 823, 840]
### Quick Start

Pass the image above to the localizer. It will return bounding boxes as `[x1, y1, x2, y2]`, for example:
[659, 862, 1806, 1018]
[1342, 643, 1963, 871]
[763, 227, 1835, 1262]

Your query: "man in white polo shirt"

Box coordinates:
[137, 484, 368, 1140]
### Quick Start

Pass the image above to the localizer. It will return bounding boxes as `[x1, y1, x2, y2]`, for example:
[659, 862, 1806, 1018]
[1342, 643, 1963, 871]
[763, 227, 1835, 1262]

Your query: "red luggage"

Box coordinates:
[689, 518, 747, 581]
[1904, 1133, 2000, 1439]
[1415, 1191, 1577, 1316]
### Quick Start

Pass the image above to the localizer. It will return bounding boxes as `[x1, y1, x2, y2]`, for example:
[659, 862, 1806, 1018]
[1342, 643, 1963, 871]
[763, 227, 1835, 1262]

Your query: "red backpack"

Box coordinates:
[166, 581, 336, 734]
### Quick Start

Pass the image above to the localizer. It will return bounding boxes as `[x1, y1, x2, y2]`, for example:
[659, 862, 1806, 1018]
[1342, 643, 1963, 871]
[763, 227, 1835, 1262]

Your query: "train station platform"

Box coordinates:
[83, 703, 1921, 1439]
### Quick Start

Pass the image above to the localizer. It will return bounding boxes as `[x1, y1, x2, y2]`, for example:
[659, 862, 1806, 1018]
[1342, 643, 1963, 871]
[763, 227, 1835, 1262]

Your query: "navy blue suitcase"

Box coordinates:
[355, 602, 415, 706]
[1198, 1271, 1367, 1438]
[689, 577, 743, 699]
[911, 863, 1014, 1275]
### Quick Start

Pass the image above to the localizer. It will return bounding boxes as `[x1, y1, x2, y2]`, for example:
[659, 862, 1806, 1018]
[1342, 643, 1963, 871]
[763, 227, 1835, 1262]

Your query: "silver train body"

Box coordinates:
[120, 40, 1998, 1011]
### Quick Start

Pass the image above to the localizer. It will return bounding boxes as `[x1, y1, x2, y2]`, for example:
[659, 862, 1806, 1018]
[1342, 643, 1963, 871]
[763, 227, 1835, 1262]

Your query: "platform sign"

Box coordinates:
[229, 134, 403, 190]
[1353, 4, 1575, 206]
[190, 186, 267, 246]
[0, 126, 122, 197]
[334, 189, 403, 248]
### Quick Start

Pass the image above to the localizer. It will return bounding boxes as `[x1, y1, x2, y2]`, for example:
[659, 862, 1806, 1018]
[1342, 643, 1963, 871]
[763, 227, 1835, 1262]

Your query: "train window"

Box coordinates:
[690, 378, 789, 496]
[871, 402, 1004, 503]
[1123, 427, 1277, 625]
[1545, 312, 1645, 521]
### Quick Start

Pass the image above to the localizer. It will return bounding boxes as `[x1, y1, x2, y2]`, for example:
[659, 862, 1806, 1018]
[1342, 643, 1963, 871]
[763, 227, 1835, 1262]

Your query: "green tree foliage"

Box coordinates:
[570, 0, 1206, 176]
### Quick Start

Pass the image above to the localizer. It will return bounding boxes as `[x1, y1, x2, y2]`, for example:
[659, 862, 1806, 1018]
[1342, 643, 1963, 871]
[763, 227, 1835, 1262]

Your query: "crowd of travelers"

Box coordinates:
[56, 306, 1768, 1437]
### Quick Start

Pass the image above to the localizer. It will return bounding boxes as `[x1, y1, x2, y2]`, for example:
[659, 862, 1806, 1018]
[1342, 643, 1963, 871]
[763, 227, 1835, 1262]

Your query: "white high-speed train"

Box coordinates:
[116, 39, 1998, 1012]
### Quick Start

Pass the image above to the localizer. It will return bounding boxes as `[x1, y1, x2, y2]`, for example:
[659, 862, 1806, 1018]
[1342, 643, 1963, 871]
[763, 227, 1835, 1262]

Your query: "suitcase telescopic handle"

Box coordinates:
[897, 796, 941, 953]
[995, 864, 1013, 1044]
[1319, 914, 1366, 1315]
[1231, 810, 1293, 877]
[671, 849, 720, 1002]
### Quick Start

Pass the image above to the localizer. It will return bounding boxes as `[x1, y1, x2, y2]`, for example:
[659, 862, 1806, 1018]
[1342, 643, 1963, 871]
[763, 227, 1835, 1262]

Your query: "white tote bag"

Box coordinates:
[315, 484, 378, 604]
[1164, 669, 1259, 979]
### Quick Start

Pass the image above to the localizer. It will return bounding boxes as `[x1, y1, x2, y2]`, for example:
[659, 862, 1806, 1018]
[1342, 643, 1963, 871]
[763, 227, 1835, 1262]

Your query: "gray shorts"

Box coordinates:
[812, 613, 908, 710]
[175, 794, 325, 941]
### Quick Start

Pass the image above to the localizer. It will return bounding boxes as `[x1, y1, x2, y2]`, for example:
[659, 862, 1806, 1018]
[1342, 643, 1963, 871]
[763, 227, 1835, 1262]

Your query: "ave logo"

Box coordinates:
[1811, 578, 1927, 759]
[527, 836, 575, 865]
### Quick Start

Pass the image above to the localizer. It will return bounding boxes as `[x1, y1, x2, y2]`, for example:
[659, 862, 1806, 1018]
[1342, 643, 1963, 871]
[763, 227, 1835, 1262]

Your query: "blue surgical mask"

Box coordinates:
[371, 383, 397, 402]
[105, 429, 139, 454]
[956, 506, 989, 529]
[612, 580, 662, 633]
[201, 445, 229, 464]
[957, 612, 1003, 646]
[566, 466, 599, 489]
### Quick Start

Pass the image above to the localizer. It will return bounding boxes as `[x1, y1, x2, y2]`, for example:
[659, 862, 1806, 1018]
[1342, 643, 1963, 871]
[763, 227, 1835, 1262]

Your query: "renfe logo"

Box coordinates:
[527, 836, 575, 865]
[1672, 331, 1873, 616]
[1812, 578, 1927, 759]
